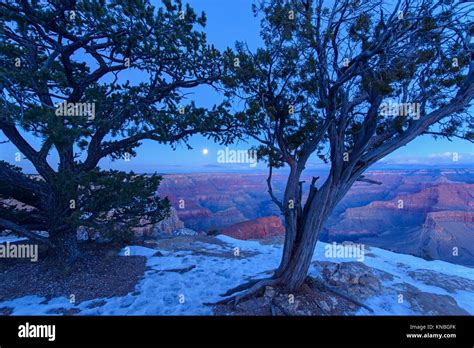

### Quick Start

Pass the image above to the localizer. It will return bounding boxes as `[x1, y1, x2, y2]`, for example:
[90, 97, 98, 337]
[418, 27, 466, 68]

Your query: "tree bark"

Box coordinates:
[277, 216, 328, 292]
[275, 178, 339, 292]
[49, 226, 80, 265]
[47, 183, 81, 265]
[276, 167, 301, 275]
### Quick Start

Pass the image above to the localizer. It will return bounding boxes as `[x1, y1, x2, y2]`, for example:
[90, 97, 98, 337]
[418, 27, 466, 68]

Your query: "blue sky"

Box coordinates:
[114, 0, 473, 172]
[1, 0, 473, 173]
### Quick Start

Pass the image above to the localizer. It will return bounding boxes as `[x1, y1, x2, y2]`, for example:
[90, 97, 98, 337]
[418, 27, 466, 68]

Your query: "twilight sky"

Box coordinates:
[1, 0, 473, 173]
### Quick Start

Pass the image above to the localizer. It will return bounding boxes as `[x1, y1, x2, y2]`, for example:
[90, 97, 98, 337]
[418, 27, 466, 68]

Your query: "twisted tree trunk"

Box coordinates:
[275, 178, 337, 291]
[218, 174, 344, 304]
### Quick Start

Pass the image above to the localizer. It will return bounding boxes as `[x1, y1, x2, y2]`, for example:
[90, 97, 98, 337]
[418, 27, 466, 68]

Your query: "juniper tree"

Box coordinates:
[221, 0, 474, 302]
[0, 0, 234, 263]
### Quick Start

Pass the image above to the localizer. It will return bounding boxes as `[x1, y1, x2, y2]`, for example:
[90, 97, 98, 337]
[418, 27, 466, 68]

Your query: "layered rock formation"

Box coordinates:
[221, 216, 285, 240]
[324, 181, 474, 266]
[157, 169, 474, 266]
[157, 173, 284, 232]
[419, 211, 474, 266]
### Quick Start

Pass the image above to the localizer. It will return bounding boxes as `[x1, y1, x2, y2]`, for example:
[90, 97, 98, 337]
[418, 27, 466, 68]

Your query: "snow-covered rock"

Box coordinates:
[0, 236, 473, 316]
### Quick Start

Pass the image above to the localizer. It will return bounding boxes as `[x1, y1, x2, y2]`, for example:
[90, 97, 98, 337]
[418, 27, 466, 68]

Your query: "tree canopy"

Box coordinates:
[0, 0, 235, 261]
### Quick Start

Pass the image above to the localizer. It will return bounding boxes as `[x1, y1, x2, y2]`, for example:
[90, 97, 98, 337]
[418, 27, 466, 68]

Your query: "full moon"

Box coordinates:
[202, 148, 209, 155]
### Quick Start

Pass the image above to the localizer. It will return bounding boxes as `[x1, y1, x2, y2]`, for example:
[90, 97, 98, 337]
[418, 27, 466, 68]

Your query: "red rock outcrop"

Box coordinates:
[221, 216, 285, 240]
[157, 173, 285, 232]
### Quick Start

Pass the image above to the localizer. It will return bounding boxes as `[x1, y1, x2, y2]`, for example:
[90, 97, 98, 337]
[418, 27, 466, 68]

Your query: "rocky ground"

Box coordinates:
[0, 241, 146, 315]
[0, 234, 472, 316]
[213, 260, 471, 316]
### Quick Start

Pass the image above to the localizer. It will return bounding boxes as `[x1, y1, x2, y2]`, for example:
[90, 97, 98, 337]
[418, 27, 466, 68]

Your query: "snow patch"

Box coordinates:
[1, 237, 472, 316]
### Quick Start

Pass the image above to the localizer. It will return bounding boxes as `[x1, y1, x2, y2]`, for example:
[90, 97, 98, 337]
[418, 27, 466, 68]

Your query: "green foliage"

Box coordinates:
[76, 170, 170, 243]
[0, 0, 233, 249]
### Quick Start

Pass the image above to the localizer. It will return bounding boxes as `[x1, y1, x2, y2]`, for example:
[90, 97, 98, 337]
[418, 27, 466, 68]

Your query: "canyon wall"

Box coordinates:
[157, 169, 474, 266]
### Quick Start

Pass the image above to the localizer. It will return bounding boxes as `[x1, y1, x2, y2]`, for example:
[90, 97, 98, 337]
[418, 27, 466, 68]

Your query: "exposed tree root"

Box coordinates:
[211, 275, 374, 315]
[219, 278, 264, 297]
[215, 278, 278, 305]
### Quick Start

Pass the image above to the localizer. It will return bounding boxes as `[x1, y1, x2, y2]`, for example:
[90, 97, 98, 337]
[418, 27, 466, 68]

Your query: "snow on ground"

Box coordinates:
[1, 235, 473, 315]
